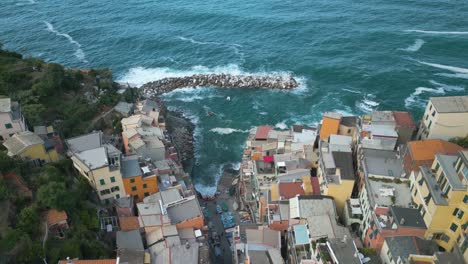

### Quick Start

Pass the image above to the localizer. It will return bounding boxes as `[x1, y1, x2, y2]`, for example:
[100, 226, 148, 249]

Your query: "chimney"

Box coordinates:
[400, 218, 405, 225]
[342, 235, 347, 243]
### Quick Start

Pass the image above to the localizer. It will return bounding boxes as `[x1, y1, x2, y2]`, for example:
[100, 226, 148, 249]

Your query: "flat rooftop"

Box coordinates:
[430, 95, 468, 113]
[290, 196, 350, 240]
[327, 238, 361, 264]
[391, 206, 426, 229]
[366, 177, 412, 208]
[166, 198, 202, 224]
[362, 149, 403, 178]
[66, 131, 102, 153]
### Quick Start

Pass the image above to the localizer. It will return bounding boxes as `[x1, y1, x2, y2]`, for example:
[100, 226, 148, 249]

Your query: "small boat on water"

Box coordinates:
[226, 96, 231, 101]
[207, 111, 216, 116]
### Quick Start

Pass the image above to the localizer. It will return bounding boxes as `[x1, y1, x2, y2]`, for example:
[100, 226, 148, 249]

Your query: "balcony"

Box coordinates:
[344, 199, 363, 226]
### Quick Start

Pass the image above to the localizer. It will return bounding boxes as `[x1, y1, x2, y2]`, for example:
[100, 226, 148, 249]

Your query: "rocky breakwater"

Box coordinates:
[140, 73, 299, 97]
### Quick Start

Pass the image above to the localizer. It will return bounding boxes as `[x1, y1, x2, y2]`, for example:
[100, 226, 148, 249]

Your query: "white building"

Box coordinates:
[417, 96, 468, 140]
[0, 97, 27, 141]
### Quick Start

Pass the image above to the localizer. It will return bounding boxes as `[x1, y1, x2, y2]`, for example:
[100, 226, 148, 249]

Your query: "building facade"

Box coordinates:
[417, 96, 468, 140]
[3, 131, 60, 165]
[410, 152, 468, 253]
[66, 131, 126, 203]
[0, 97, 27, 141]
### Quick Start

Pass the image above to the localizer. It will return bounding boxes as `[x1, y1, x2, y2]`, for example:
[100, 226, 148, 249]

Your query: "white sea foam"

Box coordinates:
[163, 87, 223, 102]
[177, 36, 221, 46]
[194, 163, 224, 196]
[405, 87, 445, 108]
[435, 72, 468, 80]
[259, 112, 268, 116]
[209, 127, 248, 135]
[332, 108, 355, 117]
[342, 88, 361, 94]
[404, 79, 465, 108]
[118, 64, 302, 89]
[400, 39, 425, 52]
[357, 95, 379, 113]
[405, 30, 468, 35]
[429, 80, 465, 92]
[177, 36, 245, 61]
[194, 184, 217, 196]
[275, 121, 288, 130]
[418, 61, 468, 74]
[44, 21, 87, 63]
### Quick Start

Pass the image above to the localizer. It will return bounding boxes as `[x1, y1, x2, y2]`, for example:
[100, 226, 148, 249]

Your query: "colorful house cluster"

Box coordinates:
[63, 99, 209, 263]
[66, 99, 190, 204]
[238, 95, 468, 264]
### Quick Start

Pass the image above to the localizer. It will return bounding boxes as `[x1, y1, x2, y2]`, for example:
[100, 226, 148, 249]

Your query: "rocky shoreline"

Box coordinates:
[140, 73, 299, 97]
[161, 104, 195, 172]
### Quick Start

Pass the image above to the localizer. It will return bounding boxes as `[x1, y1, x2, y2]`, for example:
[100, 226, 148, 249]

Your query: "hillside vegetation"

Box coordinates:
[0, 46, 135, 263]
[0, 45, 132, 137]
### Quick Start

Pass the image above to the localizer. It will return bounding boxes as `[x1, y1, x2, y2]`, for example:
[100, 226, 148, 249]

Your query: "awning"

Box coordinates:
[263, 156, 274, 163]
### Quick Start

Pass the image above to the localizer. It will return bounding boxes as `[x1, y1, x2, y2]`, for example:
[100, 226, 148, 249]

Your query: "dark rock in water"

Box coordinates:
[140, 73, 299, 97]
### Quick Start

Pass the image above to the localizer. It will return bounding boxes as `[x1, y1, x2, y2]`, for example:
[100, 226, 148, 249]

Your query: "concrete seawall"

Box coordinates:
[140, 73, 299, 97]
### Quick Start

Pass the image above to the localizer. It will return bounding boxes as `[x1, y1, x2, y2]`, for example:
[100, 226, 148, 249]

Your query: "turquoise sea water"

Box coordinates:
[2, 0, 468, 194]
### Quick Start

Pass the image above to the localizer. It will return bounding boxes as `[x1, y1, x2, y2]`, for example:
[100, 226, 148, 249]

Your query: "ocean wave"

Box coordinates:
[177, 36, 245, 61]
[43, 21, 87, 63]
[194, 163, 224, 196]
[356, 95, 379, 113]
[163, 87, 223, 102]
[405, 87, 445, 108]
[195, 162, 242, 196]
[429, 80, 464, 92]
[275, 121, 288, 130]
[404, 30, 468, 35]
[418, 61, 468, 74]
[400, 39, 425, 52]
[404, 80, 464, 108]
[118, 64, 302, 88]
[209, 127, 249, 135]
[332, 107, 355, 117]
[435, 73, 468, 80]
[342, 88, 361, 94]
[177, 36, 221, 46]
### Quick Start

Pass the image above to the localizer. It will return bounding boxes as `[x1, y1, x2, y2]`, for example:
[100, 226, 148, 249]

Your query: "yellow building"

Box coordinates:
[66, 132, 126, 203]
[410, 151, 468, 255]
[3, 131, 59, 165]
[317, 145, 355, 216]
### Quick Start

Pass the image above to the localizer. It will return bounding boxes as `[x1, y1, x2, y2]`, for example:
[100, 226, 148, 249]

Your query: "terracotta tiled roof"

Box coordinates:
[311, 177, 321, 195]
[46, 209, 68, 226]
[278, 182, 305, 199]
[255, 126, 273, 140]
[393, 111, 416, 128]
[58, 259, 117, 264]
[408, 139, 463, 161]
[320, 115, 341, 140]
[119, 216, 140, 231]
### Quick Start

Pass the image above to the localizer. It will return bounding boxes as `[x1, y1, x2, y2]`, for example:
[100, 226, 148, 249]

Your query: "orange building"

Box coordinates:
[319, 112, 342, 141]
[121, 155, 158, 202]
[403, 139, 463, 175]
